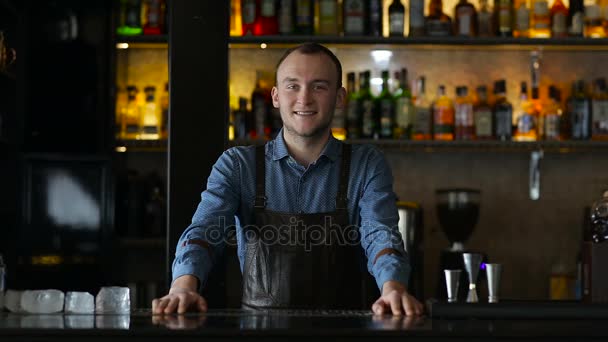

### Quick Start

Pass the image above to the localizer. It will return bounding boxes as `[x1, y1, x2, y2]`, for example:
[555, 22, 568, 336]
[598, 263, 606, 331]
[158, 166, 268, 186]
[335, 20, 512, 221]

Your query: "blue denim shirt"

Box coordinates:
[172, 129, 410, 292]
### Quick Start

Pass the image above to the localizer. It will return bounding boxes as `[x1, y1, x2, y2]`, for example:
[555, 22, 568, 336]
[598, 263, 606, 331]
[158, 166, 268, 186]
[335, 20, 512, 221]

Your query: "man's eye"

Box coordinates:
[286, 84, 298, 90]
[313, 84, 328, 90]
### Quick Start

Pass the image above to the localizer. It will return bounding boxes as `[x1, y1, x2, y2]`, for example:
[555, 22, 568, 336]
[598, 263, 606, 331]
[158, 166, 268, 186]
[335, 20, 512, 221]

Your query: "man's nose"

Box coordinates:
[296, 87, 313, 104]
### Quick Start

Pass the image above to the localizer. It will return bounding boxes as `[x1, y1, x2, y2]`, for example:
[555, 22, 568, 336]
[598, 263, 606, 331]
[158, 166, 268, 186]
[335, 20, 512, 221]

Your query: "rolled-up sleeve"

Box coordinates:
[171, 148, 241, 291]
[358, 148, 411, 291]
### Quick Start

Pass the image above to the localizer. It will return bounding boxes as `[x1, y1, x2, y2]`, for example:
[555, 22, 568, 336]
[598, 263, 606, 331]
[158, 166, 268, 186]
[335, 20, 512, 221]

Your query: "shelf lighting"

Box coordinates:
[260, 43, 267, 49]
[115, 146, 127, 153]
[116, 43, 129, 49]
[370, 49, 393, 64]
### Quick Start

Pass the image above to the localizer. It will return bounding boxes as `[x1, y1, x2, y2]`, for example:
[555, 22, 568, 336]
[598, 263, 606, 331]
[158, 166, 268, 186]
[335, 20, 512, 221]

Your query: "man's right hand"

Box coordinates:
[152, 275, 207, 314]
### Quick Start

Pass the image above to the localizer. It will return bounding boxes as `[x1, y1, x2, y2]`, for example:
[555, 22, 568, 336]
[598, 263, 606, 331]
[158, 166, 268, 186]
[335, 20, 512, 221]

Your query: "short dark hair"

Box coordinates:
[275, 42, 343, 88]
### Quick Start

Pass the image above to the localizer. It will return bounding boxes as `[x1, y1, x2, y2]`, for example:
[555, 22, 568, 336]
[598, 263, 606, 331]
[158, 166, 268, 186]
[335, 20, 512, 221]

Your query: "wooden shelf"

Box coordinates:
[116, 34, 168, 44]
[228, 139, 608, 153]
[229, 35, 608, 50]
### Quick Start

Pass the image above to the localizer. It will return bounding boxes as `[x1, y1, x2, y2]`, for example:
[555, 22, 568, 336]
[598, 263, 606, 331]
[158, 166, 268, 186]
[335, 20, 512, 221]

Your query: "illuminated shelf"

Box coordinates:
[115, 139, 167, 152]
[228, 139, 608, 153]
[229, 36, 608, 50]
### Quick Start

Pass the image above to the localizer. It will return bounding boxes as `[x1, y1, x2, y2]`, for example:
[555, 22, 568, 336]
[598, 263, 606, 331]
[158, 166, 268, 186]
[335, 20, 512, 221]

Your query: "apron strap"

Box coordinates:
[254, 144, 266, 209]
[336, 143, 351, 210]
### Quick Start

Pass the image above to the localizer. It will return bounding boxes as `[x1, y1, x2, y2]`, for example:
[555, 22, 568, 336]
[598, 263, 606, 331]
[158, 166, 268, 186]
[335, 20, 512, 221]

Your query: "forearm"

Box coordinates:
[171, 274, 200, 292]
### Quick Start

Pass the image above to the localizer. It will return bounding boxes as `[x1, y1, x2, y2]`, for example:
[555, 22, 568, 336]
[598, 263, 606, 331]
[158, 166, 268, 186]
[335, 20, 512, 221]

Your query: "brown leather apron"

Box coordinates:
[241, 143, 370, 309]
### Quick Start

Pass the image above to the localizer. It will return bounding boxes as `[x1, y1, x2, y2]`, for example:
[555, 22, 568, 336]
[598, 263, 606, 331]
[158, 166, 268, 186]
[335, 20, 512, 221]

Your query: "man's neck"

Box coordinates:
[282, 129, 331, 166]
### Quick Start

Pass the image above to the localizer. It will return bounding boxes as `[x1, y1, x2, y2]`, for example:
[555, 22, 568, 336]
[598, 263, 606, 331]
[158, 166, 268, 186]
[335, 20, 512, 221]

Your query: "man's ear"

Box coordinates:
[271, 86, 279, 108]
[335, 86, 347, 110]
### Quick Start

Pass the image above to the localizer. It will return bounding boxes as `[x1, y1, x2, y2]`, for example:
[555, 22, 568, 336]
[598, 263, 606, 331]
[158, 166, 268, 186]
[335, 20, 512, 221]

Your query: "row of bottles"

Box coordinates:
[229, 0, 608, 38]
[115, 83, 169, 140]
[228, 70, 608, 141]
[117, 0, 168, 36]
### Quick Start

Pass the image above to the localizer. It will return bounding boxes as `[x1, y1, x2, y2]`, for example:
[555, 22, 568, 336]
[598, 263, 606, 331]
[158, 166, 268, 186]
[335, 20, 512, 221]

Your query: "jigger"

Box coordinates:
[462, 253, 482, 303]
[486, 263, 502, 303]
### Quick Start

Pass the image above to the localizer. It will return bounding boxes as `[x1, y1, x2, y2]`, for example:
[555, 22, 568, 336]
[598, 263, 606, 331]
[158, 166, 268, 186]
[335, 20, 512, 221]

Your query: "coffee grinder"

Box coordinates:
[435, 188, 487, 302]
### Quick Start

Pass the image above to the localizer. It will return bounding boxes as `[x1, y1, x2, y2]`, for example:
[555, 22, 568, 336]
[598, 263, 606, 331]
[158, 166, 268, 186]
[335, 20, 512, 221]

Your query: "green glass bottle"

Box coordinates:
[359, 71, 377, 139]
[393, 68, 413, 139]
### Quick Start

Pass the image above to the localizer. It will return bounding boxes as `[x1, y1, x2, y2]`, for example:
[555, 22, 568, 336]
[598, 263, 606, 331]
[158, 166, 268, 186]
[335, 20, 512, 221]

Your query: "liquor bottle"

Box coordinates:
[568, 0, 585, 36]
[316, 0, 339, 35]
[409, 0, 426, 36]
[474, 85, 494, 139]
[493, 80, 513, 141]
[142, 0, 164, 35]
[140, 86, 160, 140]
[115, 86, 127, 139]
[346, 72, 361, 139]
[584, 3, 606, 38]
[331, 77, 347, 140]
[242, 0, 257, 35]
[122, 85, 140, 140]
[230, 0, 243, 36]
[591, 78, 608, 140]
[256, 0, 279, 35]
[433, 85, 455, 141]
[542, 85, 563, 141]
[359, 71, 377, 139]
[477, 0, 494, 36]
[295, 0, 315, 34]
[412, 76, 432, 140]
[368, 0, 384, 36]
[393, 68, 413, 139]
[454, 0, 478, 36]
[426, 0, 453, 36]
[160, 82, 169, 139]
[567, 80, 591, 140]
[389, 0, 406, 37]
[251, 71, 272, 140]
[117, 0, 143, 36]
[530, 0, 551, 37]
[278, 0, 295, 34]
[454, 86, 475, 140]
[376, 70, 395, 139]
[513, 82, 538, 141]
[513, 0, 530, 37]
[550, 0, 568, 37]
[343, 0, 366, 35]
[494, 0, 514, 36]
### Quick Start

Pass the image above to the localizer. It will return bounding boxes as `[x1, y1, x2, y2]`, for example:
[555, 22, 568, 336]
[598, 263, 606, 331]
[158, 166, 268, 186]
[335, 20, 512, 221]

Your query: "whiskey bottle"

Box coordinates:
[568, 0, 584, 36]
[591, 78, 608, 140]
[359, 71, 377, 139]
[477, 0, 494, 36]
[567, 80, 591, 140]
[242, 0, 257, 35]
[493, 80, 513, 141]
[513, 82, 538, 141]
[278, 0, 295, 34]
[257, 0, 279, 35]
[393, 69, 413, 139]
[346, 72, 361, 139]
[433, 85, 455, 141]
[426, 0, 453, 36]
[409, 0, 426, 36]
[584, 3, 606, 38]
[376, 70, 395, 139]
[316, 0, 339, 35]
[389, 0, 406, 37]
[454, 86, 475, 140]
[368, 0, 384, 36]
[542, 85, 563, 141]
[141, 86, 160, 140]
[412, 76, 432, 140]
[343, 0, 366, 35]
[550, 0, 569, 37]
[454, 0, 478, 36]
[530, 0, 551, 38]
[142, 0, 164, 35]
[295, 0, 314, 34]
[230, 0, 243, 36]
[513, 0, 530, 37]
[495, 0, 514, 36]
[474, 85, 494, 139]
[122, 85, 140, 140]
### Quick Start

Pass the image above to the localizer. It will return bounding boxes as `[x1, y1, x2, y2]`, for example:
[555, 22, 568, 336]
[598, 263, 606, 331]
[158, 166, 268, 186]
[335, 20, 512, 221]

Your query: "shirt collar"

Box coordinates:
[272, 129, 342, 163]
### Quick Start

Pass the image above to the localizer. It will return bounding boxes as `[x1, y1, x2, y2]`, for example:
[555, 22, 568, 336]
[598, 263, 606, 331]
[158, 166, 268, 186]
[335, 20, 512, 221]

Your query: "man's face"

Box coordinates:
[271, 51, 345, 139]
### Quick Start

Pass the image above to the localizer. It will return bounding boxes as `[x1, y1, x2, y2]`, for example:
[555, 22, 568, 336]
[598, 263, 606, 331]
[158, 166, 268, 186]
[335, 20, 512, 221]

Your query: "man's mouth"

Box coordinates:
[293, 111, 317, 116]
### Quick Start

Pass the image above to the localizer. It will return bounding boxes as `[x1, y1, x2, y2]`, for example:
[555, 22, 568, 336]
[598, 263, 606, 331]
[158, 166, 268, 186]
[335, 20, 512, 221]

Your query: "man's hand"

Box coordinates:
[371, 280, 424, 316]
[152, 275, 207, 314]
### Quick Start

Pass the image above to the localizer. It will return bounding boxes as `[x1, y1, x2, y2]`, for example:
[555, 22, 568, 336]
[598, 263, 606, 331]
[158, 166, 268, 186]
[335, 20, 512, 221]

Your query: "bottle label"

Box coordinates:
[395, 98, 412, 128]
[474, 110, 493, 137]
[516, 113, 536, 134]
[495, 109, 512, 138]
[516, 6, 530, 30]
[571, 12, 584, 34]
[390, 13, 404, 35]
[553, 12, 566, 34]
[409, 0, 425, 28]
[344, 0, 365, 33]
[361, 100, 374, 136]
[592, 99, 608, 135]
[413, 106, 431, 134]
[433, 106, 454, 134]
[320, 0, 336, 17]
[380, 99, 394, 137]
[261, 0, 276, 17]
[499, 8, 512, 32]
[568, 100, 590, 139]
[243, 0, 256, 24]
[534, 1, 549, 15]
[544, 114, 560, 139]
[458, 12, 472, 35]
[455, 103, 474, 126]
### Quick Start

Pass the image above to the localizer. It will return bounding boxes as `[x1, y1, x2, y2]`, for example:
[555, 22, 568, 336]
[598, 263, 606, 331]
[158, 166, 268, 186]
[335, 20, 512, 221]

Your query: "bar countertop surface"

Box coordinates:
[2, 301, 608, 341]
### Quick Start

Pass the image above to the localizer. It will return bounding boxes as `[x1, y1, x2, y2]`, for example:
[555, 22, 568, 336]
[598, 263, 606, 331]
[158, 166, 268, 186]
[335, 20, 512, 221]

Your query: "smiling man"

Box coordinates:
[152, 43, 423, 316]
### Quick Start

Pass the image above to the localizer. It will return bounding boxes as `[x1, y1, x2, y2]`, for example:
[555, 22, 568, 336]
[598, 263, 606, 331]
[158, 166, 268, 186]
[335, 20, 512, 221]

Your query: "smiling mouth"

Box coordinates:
[293, 111, 317, 116]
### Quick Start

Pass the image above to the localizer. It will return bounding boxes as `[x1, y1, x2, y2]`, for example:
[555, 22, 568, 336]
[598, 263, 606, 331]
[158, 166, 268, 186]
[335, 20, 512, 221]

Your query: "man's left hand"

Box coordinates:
[372, 280, 424, 316]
